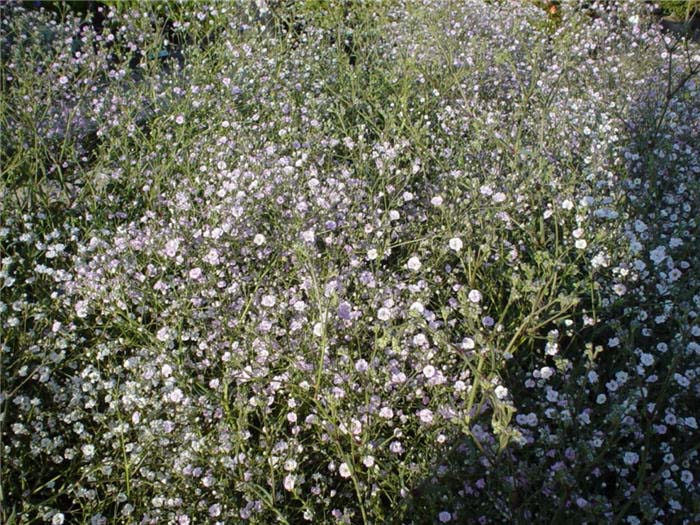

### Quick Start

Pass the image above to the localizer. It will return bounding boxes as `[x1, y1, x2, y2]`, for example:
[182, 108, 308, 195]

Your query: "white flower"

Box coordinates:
[407, 256, 422, 271]
[283, 474, 296, 491]
[640, 353, 654, 366]
[355, 359, 369, 373]
[418, 408, 434, 423]
[681, 470, 694, 485]
[591, 251, 609, 268]
[377, 307, 391, 321]
[650, 246, 666, 265]
[422, 365, 436, 378]
[413, 333, 428, 346]
[204, 248, 220, 265]
[389, 441, 404, 454]
[253, 233, 266, 246]
[169, 388, 184, 403]
[294, 300, 307, 312]
[575, 239, 587, 250]
[175, 115, 185, 125]
[156, 327, 171, 342]
[163, 239, 180, 257]
[301, 229, 315, 243]
[189, 267, 203, 280]
[367, 248, 378, 260]
[540, 366, 554, 379]
[449, 237, 463, 252]
[362, 455, 375, 468]
[410, 301, 425, 313]
[338, 462, 352, 478]
[561, 199, 574, 210]
[75, 300, 89, 319]
[623, 451, 639, 465]
[494, 385, 508, 400]
[52, 513, 65, 525]
[261, 294, 276, 307]
[468, 289, 482, 303]
[379, 406, 394, 419]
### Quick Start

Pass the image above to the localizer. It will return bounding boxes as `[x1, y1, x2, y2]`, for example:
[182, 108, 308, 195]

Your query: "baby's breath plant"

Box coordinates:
[2, 1, 699, 524]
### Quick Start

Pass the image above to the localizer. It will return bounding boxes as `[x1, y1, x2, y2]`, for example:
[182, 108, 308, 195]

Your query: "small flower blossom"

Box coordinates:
[407, 256, 422, 271]
[418, 408, 434, 424]
[623, 452, 639, 465]
[163, 239, 180, 257]
[379, 407, 394, 419]
[449, 237, 463, 252]
[338, 462, 352, 478]
[377, 307, 392, 321]
[468, 289, 482, 303]
[494, 385, 508, 400]
[156, 327, 172, 342]
[355, 359, 369, 372]
[650, 246, 666, 265]
[389, 441, 404, 454]
[169, 388, 184, 403]
[283, 474, 296, 491]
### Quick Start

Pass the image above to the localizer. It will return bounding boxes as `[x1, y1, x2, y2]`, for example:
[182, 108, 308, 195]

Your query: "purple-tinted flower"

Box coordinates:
[338, 301, 352, 320]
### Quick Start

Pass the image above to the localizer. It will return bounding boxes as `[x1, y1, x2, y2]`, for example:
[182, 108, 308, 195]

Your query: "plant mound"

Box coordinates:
[2, 1, 699, 523]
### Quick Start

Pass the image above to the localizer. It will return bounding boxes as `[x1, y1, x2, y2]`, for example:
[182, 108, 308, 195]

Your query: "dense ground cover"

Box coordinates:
[1, 1, 699, 523]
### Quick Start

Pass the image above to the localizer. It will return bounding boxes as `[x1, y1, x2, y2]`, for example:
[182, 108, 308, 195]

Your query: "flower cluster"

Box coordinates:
[2, 1, 699, 523]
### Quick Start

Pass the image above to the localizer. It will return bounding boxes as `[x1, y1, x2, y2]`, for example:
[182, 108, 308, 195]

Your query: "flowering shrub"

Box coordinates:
[2, 1, 699, 524]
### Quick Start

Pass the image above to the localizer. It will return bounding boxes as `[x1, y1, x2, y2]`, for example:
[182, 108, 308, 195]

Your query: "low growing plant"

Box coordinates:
[1, 1, 699, 524]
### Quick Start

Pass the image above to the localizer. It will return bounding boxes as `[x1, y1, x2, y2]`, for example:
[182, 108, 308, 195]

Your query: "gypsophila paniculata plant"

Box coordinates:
[2, 1, 699, 524]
